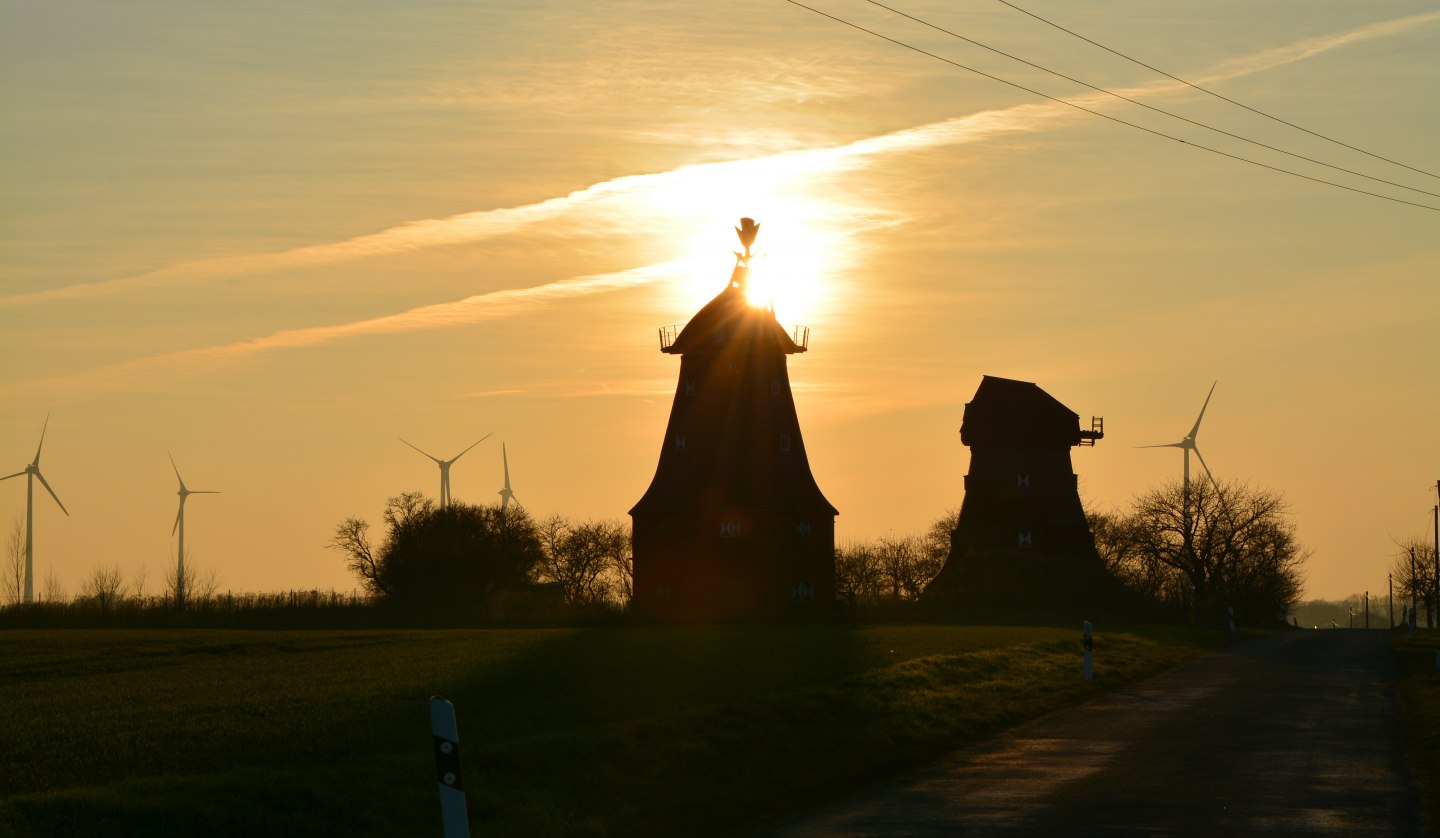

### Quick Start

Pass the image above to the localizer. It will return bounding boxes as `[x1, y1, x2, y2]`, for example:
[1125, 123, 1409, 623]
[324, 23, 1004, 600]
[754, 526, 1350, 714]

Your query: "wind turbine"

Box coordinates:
[497, 443, 519, 510]
[1138, 381, 1219, 492]
[1, 415, 68, 604]
[400, 433, 492, 509]
[170, 453, 218, 608]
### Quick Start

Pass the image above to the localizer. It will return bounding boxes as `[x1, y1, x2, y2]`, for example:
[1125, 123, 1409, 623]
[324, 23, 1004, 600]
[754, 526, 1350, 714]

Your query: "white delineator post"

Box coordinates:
[1082, 620, 1093, 680]
[429, 696, 470, 838]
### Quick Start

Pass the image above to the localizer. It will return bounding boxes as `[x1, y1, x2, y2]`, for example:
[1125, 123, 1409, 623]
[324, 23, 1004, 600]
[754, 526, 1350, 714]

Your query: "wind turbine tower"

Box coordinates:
[400, 433, 492, 509]
[1, 416, 68, 604]
[498, 444, 518, 510]
[170, 454, 218, 609]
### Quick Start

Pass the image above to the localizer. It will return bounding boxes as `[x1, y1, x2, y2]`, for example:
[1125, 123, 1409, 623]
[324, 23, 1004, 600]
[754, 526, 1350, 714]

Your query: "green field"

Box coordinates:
[1395, 630, 1440, 827]
[0, 624, 1241, 836]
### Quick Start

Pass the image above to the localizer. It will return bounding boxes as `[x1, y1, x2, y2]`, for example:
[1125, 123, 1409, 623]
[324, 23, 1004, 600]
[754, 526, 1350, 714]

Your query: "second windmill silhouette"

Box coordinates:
[400, 433, 492, 509]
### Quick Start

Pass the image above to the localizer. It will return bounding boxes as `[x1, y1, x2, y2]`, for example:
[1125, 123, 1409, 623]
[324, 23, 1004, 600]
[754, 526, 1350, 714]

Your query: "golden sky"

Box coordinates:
[2, 0, 1436, 600]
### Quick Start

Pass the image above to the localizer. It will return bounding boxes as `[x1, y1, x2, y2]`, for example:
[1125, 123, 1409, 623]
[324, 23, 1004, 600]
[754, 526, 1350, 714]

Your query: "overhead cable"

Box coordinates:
[990, 0, 1440, 181]
[781, 0, 1439, 212]
[863, 0, 1439, 200]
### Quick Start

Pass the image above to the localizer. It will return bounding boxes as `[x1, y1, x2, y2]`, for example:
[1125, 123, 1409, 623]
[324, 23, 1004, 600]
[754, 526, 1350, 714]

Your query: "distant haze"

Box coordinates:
[1, 0, 1436, 600]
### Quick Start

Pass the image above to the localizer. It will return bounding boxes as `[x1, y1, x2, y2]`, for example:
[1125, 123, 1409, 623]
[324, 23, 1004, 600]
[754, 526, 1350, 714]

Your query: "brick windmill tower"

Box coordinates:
[630, 219, 837, 620]
[925, 375, 1116, 614]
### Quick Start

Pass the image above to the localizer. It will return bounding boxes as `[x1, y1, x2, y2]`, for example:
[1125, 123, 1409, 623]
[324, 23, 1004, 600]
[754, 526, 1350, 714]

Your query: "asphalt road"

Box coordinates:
[763, 630, 1431, 837]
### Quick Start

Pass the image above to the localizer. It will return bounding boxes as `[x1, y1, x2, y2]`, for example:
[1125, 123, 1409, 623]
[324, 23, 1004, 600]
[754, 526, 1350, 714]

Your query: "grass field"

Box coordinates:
[0, 624, 1244, 836]
[1394, 630, 1440, 828]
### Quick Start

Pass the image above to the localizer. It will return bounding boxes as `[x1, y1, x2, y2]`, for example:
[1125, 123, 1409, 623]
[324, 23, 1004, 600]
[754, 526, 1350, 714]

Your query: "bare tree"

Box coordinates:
[1391, 538, 1437, 628]
[877, 534, 941, 601]
[80, 564, 127, 616]
[535, 515, 629, 606]
[40, 569, 67, 604]
[132, 564, 149, 601]
[924, 507, 961, 565]
[2, 515, 22, 606]
[1097, 479, 1307, 623]
[328, 517, 385, 596]
[835, 540, 884, 604]
[165, 553, 220, 607]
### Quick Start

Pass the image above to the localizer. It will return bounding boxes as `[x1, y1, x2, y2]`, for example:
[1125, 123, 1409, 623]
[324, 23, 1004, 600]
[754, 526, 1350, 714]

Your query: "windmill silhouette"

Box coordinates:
[1, 415, 68, 604]
[169, 453, 218, 608]
[497, 443, 519, 510]
[400, 433, 492, 509]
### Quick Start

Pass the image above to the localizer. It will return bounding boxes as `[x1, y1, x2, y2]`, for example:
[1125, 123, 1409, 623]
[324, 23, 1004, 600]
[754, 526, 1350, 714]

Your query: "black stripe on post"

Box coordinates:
[434, 735, 464, 791]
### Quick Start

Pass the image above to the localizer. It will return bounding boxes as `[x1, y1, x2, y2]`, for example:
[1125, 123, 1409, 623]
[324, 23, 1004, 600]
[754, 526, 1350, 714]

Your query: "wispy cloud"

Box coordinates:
[11, 262, 683, 395]
[9, 10, 1430, 308]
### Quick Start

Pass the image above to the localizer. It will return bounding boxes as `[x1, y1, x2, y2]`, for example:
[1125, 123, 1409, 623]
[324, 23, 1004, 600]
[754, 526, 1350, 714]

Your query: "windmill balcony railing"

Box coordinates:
[791, 325, 810, 350]
[659, 325, 678, 350]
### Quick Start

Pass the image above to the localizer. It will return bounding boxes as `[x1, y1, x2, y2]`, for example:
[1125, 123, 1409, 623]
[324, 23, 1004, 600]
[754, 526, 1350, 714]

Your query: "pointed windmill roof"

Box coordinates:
[664, 265, 804, 356]
[961, 375, 1084, 447]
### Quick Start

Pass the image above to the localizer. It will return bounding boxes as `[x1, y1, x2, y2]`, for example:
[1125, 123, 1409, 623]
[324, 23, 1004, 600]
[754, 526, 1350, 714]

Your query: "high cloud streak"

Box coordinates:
[5, 9, 1432, 308]
[14, 262, 685, 395]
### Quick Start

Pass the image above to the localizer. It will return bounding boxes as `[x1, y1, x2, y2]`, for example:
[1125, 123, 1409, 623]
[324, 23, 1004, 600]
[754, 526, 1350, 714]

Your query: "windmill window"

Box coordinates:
[795, 521, 811, 537]
[791, 582, 815, 602]
[1017, 474, 1031, 489]
[674, 435, 686, 452]
[779, 433, 791, 451]
[684, 380, 695, 396]
[1018, 531, 1033, 548]
[720, 520, 742, 538]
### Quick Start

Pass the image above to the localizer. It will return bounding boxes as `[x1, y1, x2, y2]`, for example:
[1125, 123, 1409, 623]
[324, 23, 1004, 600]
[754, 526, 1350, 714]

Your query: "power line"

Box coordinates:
[991, 0, 1440, 181]
[862, 0, 1440, 200]
[780, 0, 1440, 212]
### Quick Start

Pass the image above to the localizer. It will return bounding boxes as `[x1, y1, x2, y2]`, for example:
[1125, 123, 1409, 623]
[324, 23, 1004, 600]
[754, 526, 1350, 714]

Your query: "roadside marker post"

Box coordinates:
[429, 696, 470, 838]
[1082, 620, 1093, 681]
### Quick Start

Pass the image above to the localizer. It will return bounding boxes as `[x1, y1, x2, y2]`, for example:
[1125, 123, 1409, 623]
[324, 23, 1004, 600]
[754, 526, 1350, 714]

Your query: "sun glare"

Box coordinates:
[676, 204, 838, 326]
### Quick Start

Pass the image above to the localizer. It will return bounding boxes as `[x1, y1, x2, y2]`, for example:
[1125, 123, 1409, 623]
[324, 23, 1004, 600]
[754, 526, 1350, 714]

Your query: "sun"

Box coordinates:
[634, 150, 845, 327]
[673, 208, 837, 326]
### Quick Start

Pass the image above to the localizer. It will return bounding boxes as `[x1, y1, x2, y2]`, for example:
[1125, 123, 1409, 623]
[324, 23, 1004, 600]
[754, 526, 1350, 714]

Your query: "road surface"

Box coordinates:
[764, 630, 1430, 836]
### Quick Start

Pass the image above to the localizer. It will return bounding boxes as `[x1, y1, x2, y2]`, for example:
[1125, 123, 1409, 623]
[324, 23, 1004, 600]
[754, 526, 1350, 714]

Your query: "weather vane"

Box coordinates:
[734, 217, 760, 265]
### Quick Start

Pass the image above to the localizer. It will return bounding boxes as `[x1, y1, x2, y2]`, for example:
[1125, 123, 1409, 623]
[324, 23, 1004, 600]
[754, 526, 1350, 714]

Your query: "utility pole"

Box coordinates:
[1364, 591, 1369, 629]
[1389, 572, 1394, 628]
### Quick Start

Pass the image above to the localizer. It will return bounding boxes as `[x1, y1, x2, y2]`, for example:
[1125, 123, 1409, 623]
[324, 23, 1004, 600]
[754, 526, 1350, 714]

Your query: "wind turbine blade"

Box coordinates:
[0, 471, 25, 482]
[1187, 381, 1218, 441]
[399, 437, 442, 463]
[450, 432, 493, 464]
[33, 413, 51, 465]
[168, 452, 188, 491]
[502, 443, 511, 488]
[173, 502, 183, 535]
[1136, 442, 1186, 449]
[190, 490, 221, 495]
[34, 470, 69, 516]
[1192, 446, 1217, 487]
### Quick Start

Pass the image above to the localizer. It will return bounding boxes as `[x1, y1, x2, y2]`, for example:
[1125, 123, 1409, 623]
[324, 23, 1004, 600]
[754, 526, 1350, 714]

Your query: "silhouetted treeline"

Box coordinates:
[0, 590, 379, 629]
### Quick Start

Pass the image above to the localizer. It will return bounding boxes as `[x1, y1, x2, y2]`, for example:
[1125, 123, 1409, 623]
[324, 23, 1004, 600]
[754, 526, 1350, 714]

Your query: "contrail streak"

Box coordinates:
[4, 10, 1431, 308]
[15, 261, 683, 394]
